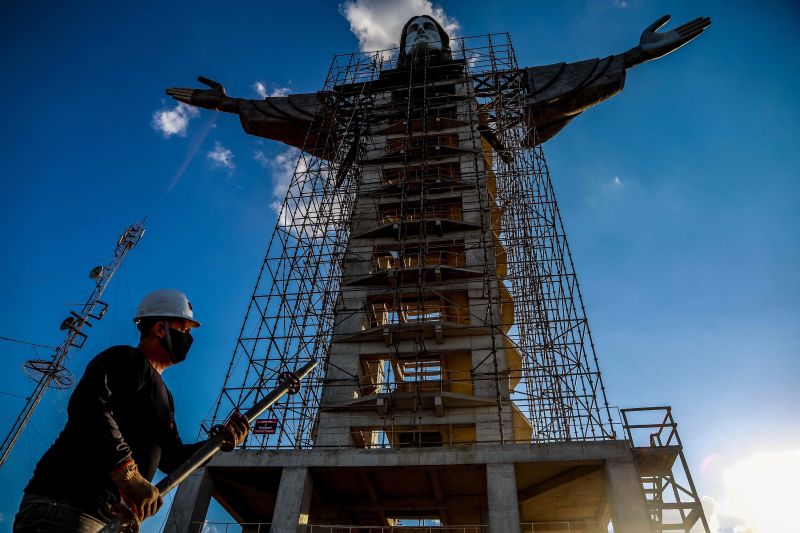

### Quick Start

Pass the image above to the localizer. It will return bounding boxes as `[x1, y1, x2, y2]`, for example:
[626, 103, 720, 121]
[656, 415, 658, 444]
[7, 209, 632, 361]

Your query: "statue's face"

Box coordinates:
[404, 17, 443, 55]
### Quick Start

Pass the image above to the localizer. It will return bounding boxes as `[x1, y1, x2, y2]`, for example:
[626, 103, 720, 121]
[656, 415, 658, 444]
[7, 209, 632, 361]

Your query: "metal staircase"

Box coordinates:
[621, 407, 710, 532]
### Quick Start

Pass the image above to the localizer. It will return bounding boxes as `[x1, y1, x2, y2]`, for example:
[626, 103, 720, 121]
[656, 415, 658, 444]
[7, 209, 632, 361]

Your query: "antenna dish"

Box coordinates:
[89, 266, 104, 279]
[60, 316, 75, 331]
[23, 360, 76, 389]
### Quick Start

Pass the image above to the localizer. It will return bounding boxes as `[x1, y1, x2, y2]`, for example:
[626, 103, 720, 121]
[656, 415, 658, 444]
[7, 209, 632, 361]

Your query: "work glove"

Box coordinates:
[109, 501, 141, 533]
[225, 411, 250, 448]
[110, 459, 163, 522]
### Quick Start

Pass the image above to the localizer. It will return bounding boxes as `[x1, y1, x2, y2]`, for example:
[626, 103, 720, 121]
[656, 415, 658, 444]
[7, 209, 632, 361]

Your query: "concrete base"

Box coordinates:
[163, 467, 214, 533]
[487, 463, 521, 533]
[272, 467, 314, 531]
[165, 441, 652, 533]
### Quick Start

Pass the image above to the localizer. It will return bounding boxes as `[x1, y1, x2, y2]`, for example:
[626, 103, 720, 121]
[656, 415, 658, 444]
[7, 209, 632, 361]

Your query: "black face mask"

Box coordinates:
[160, 324, 193, 364]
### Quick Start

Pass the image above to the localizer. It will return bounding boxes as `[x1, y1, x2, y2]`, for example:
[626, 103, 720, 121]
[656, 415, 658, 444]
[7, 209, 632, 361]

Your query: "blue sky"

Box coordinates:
[0, 1, 798, 531]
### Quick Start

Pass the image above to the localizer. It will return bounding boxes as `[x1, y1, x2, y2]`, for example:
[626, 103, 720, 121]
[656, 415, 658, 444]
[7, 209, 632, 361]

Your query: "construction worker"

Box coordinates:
[14, 289, 249, 533]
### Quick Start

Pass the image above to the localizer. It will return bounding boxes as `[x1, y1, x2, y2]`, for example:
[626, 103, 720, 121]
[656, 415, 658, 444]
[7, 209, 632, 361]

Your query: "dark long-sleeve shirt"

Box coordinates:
[24, 345, 203, 522]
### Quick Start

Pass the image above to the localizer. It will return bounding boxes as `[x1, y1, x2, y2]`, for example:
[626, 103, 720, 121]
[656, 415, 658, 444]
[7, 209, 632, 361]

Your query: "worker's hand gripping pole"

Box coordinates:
[100, 359, 317, 533]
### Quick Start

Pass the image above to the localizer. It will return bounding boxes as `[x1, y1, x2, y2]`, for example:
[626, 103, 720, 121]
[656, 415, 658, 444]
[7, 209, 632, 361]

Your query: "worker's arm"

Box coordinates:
[70, 348, 139, 469]
[72, 347, 161, 521]
[157, 392, 205, 473]
[158, 397, 249, 473]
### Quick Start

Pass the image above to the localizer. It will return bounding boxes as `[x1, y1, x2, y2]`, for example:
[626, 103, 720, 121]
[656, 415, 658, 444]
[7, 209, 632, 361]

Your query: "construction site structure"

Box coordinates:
[0, 220, 145, 468]
[166, 34, 708, 533]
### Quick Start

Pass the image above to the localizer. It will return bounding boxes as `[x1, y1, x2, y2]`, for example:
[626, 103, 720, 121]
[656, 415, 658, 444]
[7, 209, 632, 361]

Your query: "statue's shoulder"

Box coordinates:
[242, 92, 323, 121]
[524, 62, 567, 97]
[525, 56, 624, 103]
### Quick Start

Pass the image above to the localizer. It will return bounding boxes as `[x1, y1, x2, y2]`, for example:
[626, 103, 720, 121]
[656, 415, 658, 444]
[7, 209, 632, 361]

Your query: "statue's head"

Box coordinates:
[397, 15, 452, 67]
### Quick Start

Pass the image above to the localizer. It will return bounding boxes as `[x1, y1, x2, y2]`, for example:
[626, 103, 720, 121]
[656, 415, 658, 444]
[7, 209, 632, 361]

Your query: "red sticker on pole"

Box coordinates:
[253, 418, 278, 435]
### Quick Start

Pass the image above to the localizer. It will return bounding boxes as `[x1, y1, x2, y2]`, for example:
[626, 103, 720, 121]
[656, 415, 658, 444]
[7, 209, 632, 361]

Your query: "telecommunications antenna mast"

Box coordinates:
[0, 220, 145, 468]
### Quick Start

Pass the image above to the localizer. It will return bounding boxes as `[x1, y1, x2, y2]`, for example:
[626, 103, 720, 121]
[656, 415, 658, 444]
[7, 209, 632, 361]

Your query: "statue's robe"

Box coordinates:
[229, 54, 626, 152]
[523, 54, 626, 144]
[232, 93, 325, 153]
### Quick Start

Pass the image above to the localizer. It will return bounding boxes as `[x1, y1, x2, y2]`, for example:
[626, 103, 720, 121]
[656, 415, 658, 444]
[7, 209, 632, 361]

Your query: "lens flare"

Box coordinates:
[722, 450, 800, 533]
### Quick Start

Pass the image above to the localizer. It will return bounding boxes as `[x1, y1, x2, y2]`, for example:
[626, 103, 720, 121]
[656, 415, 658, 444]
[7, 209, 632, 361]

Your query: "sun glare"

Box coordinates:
[722, 450, 800, 533]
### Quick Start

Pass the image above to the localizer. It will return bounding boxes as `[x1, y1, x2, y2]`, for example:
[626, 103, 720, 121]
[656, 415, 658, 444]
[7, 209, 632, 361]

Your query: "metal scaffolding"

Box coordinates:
[204, 33, 615, 448]
[621, 407, 711, 533]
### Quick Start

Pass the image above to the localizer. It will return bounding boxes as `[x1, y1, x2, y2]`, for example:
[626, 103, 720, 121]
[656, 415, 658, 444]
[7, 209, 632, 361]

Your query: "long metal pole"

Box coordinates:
[157, 358, 317, 494]
[100, 358, 317, 533]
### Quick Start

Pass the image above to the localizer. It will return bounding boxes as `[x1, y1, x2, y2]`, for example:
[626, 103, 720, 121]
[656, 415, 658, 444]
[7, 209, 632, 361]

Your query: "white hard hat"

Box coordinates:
[133, 289, 200, 327]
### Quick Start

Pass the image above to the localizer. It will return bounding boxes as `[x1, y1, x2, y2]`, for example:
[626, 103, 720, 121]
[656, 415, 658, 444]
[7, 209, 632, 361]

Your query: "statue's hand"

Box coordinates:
[638, 14, 711, 61]
[165, 76, 229, 111]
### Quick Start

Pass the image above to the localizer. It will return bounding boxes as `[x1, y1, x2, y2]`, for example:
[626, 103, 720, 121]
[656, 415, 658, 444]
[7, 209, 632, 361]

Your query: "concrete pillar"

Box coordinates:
[603, 459, 654, 533]
[163, 467, 214, 533]
[271, 467, 314, 532]
[486, 463, 521, 533]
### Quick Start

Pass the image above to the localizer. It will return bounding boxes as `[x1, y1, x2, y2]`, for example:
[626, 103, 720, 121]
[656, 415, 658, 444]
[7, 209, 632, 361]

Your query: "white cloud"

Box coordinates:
[719, 450, 799, 533]
[584, 174, 628, 207]
[253, 81, 291, 98]
[613, 0, 628, 8]
[253, 149, 270, 167]
[256, 147, 346, 239]
[201, 521, 220, 533]
[254, 81, 268, 98]
[255, 147, 297, 199]
[207, 141, 235, 170]
[151, 102, 199, 138]
[695, 449, 800, 533]
[699, 496, 721, 533]
[339, 0, 460, 54]
[598, 175, 624, 197]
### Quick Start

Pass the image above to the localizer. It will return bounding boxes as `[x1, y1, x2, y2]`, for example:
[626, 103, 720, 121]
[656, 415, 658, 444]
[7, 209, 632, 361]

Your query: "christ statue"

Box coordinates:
[166, 14, 710, 149]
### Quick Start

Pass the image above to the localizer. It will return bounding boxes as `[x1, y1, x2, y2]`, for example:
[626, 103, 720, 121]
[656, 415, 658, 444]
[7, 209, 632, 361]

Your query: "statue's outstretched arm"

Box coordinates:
[623, 15, 711, 69]
[166, 77, 239, 113]
[523, 14, 710, 145]
[166, 77, 327, 153]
